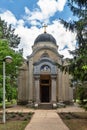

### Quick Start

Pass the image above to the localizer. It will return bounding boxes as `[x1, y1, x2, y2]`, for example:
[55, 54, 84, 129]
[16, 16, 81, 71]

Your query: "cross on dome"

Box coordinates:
[43, 24, 47, 33]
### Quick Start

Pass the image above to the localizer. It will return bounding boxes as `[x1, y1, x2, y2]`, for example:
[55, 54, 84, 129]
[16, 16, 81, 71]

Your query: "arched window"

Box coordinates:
[41, 53, 49, 58]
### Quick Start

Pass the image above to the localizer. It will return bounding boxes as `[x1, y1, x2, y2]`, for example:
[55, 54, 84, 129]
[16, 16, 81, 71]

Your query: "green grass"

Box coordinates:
[0, 112, 34, 130]
[0, 100, 17, 108]
[0, 121, 29, 130]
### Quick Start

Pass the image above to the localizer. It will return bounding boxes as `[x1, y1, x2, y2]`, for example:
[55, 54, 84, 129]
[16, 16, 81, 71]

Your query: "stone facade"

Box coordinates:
[18, 32, 73, 106]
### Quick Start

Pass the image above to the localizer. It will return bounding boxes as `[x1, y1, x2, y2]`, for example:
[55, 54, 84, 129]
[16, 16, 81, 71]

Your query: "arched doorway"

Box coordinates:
[40, 75, 51, 102]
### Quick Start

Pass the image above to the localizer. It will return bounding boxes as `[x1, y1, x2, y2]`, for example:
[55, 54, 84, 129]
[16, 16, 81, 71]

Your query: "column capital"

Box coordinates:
[51, 75, 57, 79]
[34, 75, 40, 80]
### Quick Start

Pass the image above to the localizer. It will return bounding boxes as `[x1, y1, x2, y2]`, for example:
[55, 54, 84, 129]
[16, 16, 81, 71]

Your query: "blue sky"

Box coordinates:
[0, 0, 76, 58]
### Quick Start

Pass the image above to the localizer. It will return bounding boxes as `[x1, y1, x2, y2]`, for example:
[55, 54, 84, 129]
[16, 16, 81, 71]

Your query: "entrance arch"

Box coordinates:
[40, 75, 51, 102]
[34, 58, 57, 104]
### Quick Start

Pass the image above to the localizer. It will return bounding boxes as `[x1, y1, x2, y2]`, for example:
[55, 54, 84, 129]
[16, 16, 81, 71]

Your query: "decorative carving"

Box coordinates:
[40, 65, 51, 72]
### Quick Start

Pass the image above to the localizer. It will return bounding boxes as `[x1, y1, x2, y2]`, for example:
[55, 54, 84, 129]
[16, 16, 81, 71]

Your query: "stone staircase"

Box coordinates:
[38, 103, 53, 109]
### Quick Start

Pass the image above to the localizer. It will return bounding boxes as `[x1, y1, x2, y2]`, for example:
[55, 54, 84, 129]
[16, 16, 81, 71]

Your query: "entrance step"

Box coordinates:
[38, 103, 52, 109]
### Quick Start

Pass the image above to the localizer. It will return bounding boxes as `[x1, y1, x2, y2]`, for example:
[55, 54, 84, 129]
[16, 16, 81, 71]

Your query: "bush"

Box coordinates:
[77, 86, 87, 104]
[83, 104, 87, 111]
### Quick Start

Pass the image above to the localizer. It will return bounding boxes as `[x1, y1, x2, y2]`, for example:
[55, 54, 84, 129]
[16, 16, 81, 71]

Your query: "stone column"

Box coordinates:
[58, 70, 63, 101]
[34, 75, 40, 103]
[28, 59, 33, 102]
[51, 75, 56, 102]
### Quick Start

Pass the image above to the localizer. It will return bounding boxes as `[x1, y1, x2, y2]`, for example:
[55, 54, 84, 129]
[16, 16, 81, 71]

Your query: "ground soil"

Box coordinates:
[0, 112, 34, 123]
[59, 112, 87, 130]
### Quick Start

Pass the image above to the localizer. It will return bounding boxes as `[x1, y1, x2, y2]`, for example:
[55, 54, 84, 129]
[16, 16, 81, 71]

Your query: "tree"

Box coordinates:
[0, 18, 23, 102]
[77, 84, 87, 104]
[0, 75, 3, 102]
[0, 17, 20, 48]
[60, 0, 87, 82]
[0, 39, 23, 102]
[58, 0, 87, 104]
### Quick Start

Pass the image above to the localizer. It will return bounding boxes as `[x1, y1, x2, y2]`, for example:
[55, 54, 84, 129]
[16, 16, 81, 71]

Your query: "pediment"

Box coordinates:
[33, 57, 57, 75]
[34, 57, 55, 66]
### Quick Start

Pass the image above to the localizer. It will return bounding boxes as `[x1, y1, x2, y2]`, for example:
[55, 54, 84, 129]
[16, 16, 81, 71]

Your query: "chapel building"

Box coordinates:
[18, 27, 73, 108]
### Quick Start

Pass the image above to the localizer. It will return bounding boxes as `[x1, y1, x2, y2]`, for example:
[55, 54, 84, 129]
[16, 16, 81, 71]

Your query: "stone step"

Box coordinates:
[38, 103, 52, 109]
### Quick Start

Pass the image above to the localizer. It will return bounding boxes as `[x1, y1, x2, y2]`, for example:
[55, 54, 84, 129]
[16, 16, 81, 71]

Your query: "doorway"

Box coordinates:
[40, 75, 51, 102]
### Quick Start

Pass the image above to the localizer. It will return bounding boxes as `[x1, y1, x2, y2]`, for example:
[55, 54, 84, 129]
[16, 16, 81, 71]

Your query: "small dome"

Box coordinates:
[34, 33, 56, 45]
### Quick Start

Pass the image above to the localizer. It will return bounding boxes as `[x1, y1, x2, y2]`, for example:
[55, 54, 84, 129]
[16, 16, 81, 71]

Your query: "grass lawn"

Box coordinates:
[0, 112, 34, 130]
[0, 100, 17, 108]
[59, 112, 87, 130]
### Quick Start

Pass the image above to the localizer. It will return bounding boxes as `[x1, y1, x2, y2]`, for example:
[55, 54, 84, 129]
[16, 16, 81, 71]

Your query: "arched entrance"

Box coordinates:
[40, 75, 51, 102]
[34, 58, 57, 104]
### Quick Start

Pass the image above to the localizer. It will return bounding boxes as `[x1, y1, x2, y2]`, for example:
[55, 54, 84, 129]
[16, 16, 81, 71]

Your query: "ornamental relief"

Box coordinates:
[40, 65, 51, 72]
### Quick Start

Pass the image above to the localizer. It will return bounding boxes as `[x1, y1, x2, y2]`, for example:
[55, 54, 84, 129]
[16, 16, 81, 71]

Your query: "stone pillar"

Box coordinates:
[34, 75, 40, 103]
[58, 70, 63, 101]
[51, 75, 56, 102]
[28, 59, 33, 102]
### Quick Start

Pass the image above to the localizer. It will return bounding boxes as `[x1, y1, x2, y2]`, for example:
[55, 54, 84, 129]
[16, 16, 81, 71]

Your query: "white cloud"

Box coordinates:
[45, 20, 76, 58]
[13, 18, 76, 59]
[25, 7, 31, 15]
[37, 0, 57, 17]
[0, 10, 17, 26]
[56, 0, 67, 11]
[38, 0, 66, 14]
[24, 0, 67, 24]
[15, 25, 43, 57]
[0, 0, 76, 59]
[17, 19, 25, 26]
[59, 48, 73, 58]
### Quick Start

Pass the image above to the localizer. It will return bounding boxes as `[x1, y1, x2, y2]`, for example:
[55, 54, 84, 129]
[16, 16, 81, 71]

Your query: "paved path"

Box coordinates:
[24, 104, 85, 130]
[25, 110, 69, 130]
[0, 104, 85, 130]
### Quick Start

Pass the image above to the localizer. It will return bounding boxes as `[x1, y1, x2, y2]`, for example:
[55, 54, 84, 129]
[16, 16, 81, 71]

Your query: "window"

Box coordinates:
[41, 53, 49, 58]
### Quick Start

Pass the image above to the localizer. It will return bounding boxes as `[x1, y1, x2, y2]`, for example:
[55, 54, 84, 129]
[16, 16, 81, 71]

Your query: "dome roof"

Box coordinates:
[34, 33, 56, 45]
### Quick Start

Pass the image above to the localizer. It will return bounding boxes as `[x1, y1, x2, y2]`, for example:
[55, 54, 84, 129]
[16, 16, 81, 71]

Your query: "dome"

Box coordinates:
[34, 33, 57, 45]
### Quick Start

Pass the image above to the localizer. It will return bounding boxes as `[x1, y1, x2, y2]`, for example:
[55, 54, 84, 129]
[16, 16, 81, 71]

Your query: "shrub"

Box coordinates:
[83, 104, 87, 111]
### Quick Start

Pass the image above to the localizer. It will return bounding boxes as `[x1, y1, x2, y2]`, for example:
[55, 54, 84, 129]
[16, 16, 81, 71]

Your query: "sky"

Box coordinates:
[0, 0, 76, 59]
